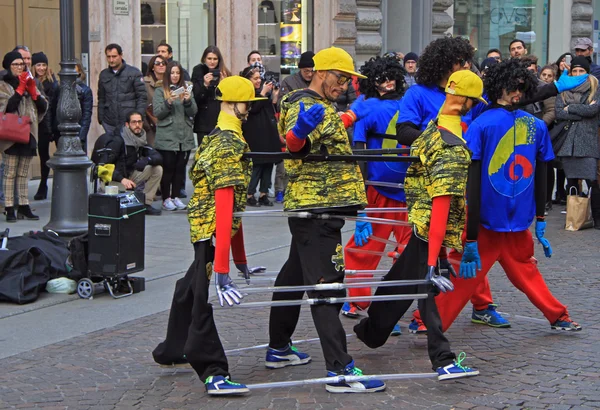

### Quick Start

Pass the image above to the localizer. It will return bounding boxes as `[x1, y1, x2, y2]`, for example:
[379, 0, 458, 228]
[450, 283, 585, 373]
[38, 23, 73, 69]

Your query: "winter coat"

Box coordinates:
[153, 83, 197, 152]
[38, 77, 59, 142]
[0, 75, 47, 155]
[241, 89, 281, 165]
[191, 63, 220, 135]
[97, 62, 147, 127]
[76, 79, 94, 145]
[91, 126, 162, 182]
[142, 75, 162, 145]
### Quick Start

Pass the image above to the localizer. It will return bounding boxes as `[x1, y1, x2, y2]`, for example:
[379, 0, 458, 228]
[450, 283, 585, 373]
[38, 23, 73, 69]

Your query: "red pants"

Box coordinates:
[437, 225, 568, 332]
[344, 187, 411, 309]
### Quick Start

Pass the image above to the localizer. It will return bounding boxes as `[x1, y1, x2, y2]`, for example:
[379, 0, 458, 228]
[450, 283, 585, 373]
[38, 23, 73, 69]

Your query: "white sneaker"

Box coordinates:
[173, 197, 186, 210]
[163, 198, 176, 211]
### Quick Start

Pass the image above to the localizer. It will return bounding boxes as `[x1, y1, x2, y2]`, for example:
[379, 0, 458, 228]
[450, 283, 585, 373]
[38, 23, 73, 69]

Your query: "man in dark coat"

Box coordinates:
[92, 111, 163, 215]
[97, 43, 147, 135]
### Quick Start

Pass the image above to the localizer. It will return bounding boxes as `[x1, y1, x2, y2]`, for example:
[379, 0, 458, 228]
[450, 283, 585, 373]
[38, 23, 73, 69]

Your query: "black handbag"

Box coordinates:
[549, 120, 570, 154]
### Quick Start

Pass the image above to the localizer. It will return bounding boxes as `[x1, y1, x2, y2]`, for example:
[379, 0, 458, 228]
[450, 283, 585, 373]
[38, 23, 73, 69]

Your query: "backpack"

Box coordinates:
[141, 3, 155, 25]
[68, 233, 89, 280]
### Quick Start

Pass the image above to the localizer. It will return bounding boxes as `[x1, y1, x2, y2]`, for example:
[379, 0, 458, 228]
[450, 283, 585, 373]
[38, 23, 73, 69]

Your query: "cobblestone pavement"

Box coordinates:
[1, 211, 599, 410]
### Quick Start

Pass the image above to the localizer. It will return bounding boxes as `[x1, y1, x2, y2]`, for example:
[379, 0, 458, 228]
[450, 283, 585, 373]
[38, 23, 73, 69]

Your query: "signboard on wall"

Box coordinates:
[113, 0, 130, 15]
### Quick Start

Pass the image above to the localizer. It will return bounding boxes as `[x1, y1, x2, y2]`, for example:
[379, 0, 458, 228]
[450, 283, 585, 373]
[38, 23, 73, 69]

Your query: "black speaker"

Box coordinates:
[88, 192, 145, 276]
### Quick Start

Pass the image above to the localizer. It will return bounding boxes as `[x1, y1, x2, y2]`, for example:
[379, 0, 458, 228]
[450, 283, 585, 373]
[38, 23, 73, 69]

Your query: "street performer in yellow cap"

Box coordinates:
[153, 76, 266, 396]
[354, 70, 485, 381]
[264, 46, 386, 393]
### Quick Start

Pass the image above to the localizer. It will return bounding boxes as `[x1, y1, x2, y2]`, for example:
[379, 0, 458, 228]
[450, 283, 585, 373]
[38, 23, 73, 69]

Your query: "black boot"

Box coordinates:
[5, 206, 16, 223]
[17, 205, 39, 220]
[34, 182, 48, 200]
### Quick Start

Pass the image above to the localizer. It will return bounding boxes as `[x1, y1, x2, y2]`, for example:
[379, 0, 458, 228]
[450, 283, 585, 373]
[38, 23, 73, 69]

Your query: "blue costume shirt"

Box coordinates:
[353, 96, 408, 202]
[465, 108, 555, 232]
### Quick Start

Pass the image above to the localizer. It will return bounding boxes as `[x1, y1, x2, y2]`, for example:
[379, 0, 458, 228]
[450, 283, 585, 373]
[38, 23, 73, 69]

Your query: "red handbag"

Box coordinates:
[0, 109, 31, 144]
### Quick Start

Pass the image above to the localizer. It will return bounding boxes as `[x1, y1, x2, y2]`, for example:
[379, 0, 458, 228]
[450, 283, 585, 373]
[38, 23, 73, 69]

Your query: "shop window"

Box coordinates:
[453, 0, 549, 64]
[257, 0, 314, 79]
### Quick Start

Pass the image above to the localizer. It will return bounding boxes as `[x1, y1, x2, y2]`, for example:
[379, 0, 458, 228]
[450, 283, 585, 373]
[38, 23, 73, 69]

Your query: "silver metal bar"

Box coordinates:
[241, 279, 429, 294]
[233, 211, 410, 226]
[247, 372, 438, 390]
[365, 180, 405, 189]
[239, 269, 389, 276]
[225, 334, 354, 356]
[242, 275, 387, 284]
[345, 247, 401, 258]
[222, 293, 428, 309]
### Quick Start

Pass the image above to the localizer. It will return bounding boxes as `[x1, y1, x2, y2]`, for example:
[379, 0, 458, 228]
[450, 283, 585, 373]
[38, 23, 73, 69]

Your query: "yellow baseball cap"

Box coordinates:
[313, 46, 367, 79]
[445, 70, 487, 105]
[216, 76, 267, 102]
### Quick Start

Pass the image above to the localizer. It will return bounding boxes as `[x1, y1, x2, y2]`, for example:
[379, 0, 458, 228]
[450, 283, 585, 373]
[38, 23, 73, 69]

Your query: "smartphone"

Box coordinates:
[565, 55, 572, 66]
[210, 69, 220, 79]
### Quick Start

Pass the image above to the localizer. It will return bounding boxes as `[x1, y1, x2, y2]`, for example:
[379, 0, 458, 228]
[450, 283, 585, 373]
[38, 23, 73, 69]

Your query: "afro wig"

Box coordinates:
[415, 37, 474, 86]
[483, 58, 538, 103]
[358, 56, 407, 99]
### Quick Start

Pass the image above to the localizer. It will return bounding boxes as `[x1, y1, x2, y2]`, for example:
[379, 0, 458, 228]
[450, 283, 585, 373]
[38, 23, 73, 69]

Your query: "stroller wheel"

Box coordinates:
[77, 278, 95, 299]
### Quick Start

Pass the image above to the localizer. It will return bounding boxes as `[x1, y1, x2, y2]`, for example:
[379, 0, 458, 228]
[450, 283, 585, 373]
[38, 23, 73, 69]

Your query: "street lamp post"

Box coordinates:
[44, 0, 92, 235]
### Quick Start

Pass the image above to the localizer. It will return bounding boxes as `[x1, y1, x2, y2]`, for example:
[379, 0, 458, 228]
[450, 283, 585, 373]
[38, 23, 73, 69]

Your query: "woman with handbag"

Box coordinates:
[555, 56, 600, 228]
[31, 52, 58, 200]
[153, 61, 197, 211]
[0, 51, 48, 222]
[143, 55, 167, 147]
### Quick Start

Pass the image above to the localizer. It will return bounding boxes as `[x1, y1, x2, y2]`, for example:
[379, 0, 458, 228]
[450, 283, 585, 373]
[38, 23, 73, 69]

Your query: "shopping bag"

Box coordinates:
[565, 187, 593, 231]
[0, 110, 31, 144]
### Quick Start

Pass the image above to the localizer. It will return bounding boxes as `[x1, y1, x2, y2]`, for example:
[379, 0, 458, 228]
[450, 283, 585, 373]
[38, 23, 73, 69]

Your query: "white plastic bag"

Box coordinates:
[46, 277, 77, 294]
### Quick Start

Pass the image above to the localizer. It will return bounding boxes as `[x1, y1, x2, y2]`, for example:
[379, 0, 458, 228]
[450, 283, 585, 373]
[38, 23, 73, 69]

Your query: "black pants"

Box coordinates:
[269, 217, 352, 372]
[556, 169, 566, 201]
[158, 149, 188, 199]
[152, 241, 229, 380]
[567, 178, 600, 217]
[248, 163, 273, 196]
[38, 133, 53, 185]
[547, 166, 555, 204]
[354, 233, 456, 370]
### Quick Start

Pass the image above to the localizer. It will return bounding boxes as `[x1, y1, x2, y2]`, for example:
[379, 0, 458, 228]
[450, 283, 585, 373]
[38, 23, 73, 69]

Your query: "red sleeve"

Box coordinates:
[286, 129, 306, 152]
[339, 112, 356, 129]
[214, 187, 234, 274]
[428, 195, 451, 266]
[231, 223, 247, 265]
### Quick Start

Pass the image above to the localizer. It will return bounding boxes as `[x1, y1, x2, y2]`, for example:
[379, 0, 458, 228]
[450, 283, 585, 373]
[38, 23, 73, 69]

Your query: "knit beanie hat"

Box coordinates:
[298, 51, 315, 69]
[571, 56, 591, 73]
[404, 52, 418, 63]
[2, 51, 23, 71]
[32, 52, 49, 66]
[480, 57, 499, 71]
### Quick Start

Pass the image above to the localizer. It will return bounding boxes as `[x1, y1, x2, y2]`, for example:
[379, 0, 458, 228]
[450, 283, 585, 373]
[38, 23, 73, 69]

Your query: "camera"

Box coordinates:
[264, 72, 280, 89]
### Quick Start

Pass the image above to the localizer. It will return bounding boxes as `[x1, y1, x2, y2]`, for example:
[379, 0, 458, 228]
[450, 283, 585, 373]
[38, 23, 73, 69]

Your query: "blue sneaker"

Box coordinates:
[390, 323, 402, 336]
[341, 302, 360, 319]
[437, 353, 480, 381]
[265, 343, 311, 369]
[471, 304, 511, 328]
[275, 191, 284, 203]
[551, 313, 582, 331]
[408, 318, 427, 334]
[325, 360, 386, 393]
[205, 375, 249, 395]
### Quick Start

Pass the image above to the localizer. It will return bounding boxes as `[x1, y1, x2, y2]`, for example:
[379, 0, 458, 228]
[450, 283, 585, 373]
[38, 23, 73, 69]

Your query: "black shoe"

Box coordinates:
[34, 183, 48, 200]
[5, 206, 16, 223]
[247, 196, 261, 207]
[179, 189, 187, 199]
[258, 195, 274, 206]
[145, 204, 162, 216]
[17, 205, 39, 220]
[594, 217, 600, 230]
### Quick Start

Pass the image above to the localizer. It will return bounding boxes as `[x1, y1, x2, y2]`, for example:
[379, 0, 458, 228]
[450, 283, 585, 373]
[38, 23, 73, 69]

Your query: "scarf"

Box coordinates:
[121, 126, 147, 149]
[561, 80, 591, 105]
[216, 111, 242, 136]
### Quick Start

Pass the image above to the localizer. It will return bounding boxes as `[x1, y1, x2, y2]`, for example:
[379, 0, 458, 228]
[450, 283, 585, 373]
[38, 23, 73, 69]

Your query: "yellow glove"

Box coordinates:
[97, 164, 115, 184]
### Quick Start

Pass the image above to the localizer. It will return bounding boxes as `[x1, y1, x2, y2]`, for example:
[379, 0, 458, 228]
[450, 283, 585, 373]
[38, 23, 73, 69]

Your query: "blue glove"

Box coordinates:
[439, 258, 457, 278]
[535, 220, 553, 258]
[354, 216, 373, 247]
[215, 273, 243, 307]
[554, 70, 589, 93]
[291, 101, 325, 140]
[460, 241, 481, 279]
[426, 265, 454, 293]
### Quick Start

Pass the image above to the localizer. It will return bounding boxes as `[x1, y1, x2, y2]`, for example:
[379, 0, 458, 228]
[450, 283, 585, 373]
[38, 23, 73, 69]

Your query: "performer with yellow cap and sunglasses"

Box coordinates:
[265, 46, 386, 394]
[153, 76, 266, 396]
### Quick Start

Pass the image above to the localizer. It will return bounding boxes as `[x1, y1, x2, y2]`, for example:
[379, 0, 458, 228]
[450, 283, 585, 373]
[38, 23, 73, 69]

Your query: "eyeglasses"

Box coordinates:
[129, 120, 143, 125]
[11, 63, 25, 67]
[327, 71, 352, 85]
[154, 61, 166, 66]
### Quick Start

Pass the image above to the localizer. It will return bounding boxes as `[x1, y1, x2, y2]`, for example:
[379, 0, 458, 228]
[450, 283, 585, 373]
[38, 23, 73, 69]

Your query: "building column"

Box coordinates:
[356, 0, 383, 67]
[314, 0, 357, 57]
[431, 0, 454, 40]
[571, 0, 594, 48]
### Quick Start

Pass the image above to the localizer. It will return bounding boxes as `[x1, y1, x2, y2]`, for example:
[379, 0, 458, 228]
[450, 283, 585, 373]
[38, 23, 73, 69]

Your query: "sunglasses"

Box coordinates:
[374, 73, 394, 83]
[328, 71, 352, 85]
[154, 61, 166, 66]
